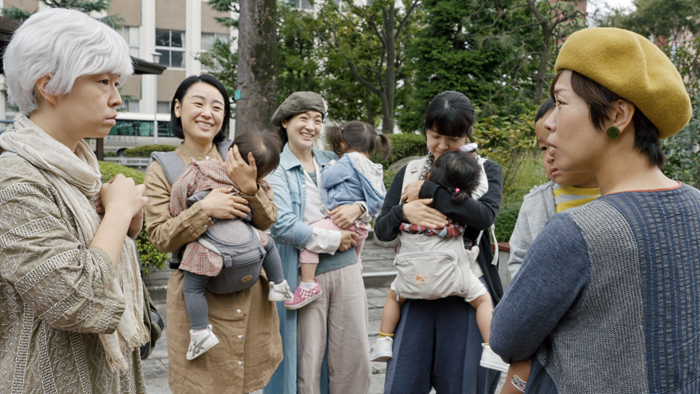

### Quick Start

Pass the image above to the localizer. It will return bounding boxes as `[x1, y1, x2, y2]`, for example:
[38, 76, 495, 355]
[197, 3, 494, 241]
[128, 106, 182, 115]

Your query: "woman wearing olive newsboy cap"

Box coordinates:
[264, 92, 372, 394]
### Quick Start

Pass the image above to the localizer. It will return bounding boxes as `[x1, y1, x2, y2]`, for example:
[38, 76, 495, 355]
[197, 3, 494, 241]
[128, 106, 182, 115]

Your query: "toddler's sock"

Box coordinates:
[299, 280, 315, 290]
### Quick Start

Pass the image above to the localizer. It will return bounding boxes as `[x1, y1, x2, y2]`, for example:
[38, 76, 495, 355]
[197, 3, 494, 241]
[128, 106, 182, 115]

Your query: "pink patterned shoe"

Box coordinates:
[284, 280, 322, 310]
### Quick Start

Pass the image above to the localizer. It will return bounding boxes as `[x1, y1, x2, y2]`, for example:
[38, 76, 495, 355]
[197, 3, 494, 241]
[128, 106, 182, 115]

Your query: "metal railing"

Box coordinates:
[103, 157, 151, 167]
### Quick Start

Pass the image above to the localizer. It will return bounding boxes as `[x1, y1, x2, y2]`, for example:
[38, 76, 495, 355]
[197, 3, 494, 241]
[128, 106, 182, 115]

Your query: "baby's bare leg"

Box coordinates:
[300, 262, 318, 283]
[468, 292, 493, 343]
[379, 290, 405, 335]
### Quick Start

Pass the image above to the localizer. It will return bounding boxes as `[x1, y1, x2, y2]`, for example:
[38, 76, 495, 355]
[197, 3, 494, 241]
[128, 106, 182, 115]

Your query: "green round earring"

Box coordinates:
[607, 126, 621, 139]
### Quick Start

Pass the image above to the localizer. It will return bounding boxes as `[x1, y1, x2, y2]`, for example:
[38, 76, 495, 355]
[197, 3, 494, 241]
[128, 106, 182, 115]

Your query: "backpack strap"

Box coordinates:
[218, 139, 232, 162]
[401, 157, 427, 194]
[149, 139, 233, 186]
[150, 151, 185, 186]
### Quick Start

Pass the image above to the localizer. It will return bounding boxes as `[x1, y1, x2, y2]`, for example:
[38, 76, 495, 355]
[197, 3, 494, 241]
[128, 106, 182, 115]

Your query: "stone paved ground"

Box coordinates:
[142, 237, 506, 394]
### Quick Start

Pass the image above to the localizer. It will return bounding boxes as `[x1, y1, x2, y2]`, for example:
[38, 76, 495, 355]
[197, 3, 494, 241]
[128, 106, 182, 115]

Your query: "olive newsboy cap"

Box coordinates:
[555, 27, 692, 139]
[271, 91, 327, 127]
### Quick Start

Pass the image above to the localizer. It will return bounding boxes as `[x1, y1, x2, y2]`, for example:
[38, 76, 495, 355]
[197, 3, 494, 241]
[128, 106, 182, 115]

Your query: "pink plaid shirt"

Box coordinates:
[399, 220, 465, 238]
[170, 159, 270, 276]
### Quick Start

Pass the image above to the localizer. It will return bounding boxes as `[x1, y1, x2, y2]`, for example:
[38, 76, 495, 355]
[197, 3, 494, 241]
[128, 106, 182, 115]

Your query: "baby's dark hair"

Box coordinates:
[427, 151, 481, 204]
[230, 130, 283, 180]
[535, 97, 555, 123]
[325, 121, 392, 160]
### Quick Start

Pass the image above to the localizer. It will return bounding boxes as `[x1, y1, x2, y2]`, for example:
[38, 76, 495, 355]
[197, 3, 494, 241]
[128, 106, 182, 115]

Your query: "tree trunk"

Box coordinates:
[236, 0, 277, 136]
[534, 35, 550, 103]
[382, 2, 396, 134]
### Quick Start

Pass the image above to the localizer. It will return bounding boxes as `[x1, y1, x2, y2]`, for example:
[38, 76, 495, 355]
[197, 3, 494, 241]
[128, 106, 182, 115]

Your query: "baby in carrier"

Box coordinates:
[170, 130, 293, 360]
[370, 149, 505, 371]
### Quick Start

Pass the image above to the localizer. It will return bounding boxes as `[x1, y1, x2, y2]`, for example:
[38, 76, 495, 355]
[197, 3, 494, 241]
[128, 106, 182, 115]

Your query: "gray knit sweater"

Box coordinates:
[491, 183, 700, 393]
[507, 181, 556, 278]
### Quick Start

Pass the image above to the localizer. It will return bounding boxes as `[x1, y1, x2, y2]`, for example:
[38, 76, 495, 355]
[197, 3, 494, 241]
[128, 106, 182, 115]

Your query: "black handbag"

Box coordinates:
[140, 279, 165, 360]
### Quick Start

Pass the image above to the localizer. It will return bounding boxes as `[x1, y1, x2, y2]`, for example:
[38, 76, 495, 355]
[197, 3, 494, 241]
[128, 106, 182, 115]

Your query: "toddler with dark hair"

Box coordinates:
[284, 120, 391, 310]
[170, 130, 293, 361]
[370, 150, 499, 366]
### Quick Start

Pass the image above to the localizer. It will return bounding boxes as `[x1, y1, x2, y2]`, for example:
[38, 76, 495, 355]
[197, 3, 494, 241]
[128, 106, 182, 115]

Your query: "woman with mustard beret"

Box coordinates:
[490, 28, 697, 393]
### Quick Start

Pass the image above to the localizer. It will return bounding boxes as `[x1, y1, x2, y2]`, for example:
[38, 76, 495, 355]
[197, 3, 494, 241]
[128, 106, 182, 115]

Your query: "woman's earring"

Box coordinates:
[607, 126, 621, 139]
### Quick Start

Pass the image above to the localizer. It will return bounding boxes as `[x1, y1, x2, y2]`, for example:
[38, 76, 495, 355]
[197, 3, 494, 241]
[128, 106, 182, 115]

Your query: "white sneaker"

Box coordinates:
[269, 279, 294, 302]
[369, 336, 394, 362]
[480, 343, 509, 372]
[186, 325, 220, 361]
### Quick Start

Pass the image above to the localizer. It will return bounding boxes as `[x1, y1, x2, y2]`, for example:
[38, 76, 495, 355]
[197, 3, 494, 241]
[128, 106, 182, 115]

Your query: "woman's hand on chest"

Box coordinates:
[402, 198, 447, 229]
[401, 180, 425, 203]
[201, 187, 251, 219]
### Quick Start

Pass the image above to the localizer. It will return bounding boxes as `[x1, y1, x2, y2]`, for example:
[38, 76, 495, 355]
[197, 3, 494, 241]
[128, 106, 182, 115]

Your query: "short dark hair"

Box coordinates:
[423, 91, 475, 139]
[427, 151, 481, 204]
[535, 98, 555, 123]
[170, 74, 231, 144]
[325, 121, 392, 160]
[231, 130, 283, 180]
[550, 70, 664, 168]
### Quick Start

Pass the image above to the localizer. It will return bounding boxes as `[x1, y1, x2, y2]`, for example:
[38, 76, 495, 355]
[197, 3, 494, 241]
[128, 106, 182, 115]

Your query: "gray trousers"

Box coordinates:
[297, 263, 371, 394]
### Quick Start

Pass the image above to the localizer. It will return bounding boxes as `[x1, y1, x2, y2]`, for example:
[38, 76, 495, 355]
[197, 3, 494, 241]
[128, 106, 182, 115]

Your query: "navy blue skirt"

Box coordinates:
[384, 295, 501, 394]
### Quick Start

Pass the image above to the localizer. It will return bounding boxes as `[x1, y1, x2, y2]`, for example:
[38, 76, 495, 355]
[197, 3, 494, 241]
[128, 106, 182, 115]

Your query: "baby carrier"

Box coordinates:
[151, 141, 265, 294]
[391, 157, 498, 301]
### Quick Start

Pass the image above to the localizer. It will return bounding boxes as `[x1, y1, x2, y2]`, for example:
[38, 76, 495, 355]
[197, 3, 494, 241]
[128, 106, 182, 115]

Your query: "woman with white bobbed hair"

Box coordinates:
[0, 8, 149, 394]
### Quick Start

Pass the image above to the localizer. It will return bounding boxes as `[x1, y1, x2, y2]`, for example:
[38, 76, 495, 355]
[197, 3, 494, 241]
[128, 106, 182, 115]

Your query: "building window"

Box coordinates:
[155, 29, 185, 68]
[118, 26, 140, 57]
[201, 33, 230, 52]
[201, 33, 231, 71]
[157, 101, 171, 114]
[287, 0, 313, 9]
[118, 99, 140, 113]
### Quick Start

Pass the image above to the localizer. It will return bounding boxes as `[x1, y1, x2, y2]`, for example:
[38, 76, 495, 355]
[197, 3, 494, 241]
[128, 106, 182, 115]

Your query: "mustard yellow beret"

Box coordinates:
[555, 27, 691, 139]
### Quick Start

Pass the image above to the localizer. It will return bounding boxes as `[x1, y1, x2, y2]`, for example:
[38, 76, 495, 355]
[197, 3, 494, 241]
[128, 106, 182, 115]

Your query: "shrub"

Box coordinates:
[493, 201, 522, 243]
[99, 161, 145, 183]
[98, 161, 168, 274]
[383, 169, 397, 190]
[373, 133, 428, 169]
[125, 144, 178, 157]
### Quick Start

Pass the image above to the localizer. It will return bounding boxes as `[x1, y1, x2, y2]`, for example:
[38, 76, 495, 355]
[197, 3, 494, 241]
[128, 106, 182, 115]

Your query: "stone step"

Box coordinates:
[143, 237, 399, 303]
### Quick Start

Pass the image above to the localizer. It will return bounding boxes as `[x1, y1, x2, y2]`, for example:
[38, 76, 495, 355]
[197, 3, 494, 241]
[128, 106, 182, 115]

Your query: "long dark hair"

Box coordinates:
[170, 74, 231, 144]
[325, 121, 391, 160]
[428, 151, 481, 203]
[423, 91, 475, 139]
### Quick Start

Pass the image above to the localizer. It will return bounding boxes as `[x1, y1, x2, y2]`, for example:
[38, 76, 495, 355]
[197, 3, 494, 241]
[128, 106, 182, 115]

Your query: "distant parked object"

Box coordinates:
[103, 112, 181, 156]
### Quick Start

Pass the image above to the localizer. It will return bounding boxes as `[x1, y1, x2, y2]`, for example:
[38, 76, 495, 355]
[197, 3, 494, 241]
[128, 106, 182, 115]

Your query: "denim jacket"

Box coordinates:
[268, 144, 338, 249]
[264, 143, 350, 394]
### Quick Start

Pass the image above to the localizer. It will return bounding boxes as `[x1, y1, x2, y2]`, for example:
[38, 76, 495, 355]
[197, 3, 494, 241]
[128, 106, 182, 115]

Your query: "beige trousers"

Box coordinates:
[297, 263, 371, 394]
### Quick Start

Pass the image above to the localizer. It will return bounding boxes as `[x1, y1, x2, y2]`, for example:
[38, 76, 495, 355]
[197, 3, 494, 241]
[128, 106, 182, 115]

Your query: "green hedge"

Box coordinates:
[98, 161, 168, 274]
[125, 144, 177, 157]
[493, 201, 522, 243]
[373, 133, 428, 169]
[99, 161, 145, 184]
